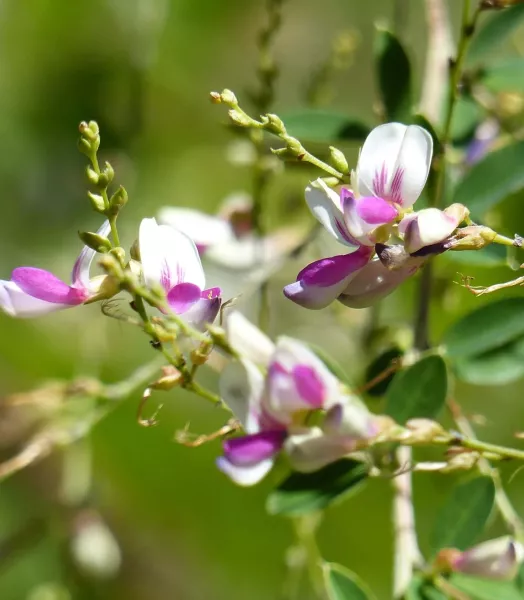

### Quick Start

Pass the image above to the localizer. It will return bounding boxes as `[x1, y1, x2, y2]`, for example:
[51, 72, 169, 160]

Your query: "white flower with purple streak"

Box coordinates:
[217, 323, 376, 486]
[284, 123, 433, 310]
[0, 221, 111, 318]
[139, 218, 221, 327]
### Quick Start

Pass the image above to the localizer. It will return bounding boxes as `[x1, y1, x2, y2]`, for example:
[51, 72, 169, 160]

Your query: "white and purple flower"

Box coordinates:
[139, 217, 221, 327]
[0, 221, 112, 318]
[217, 313, 377, 485]
[284, 123, 433, 310]
[438, 537, 524, 580]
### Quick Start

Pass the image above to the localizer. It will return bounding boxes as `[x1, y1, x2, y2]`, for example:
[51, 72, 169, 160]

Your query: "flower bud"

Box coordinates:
[376, 244, 412, 271]
[220, 89, 237, 105]
[265, 113, 286, 134]
[329, 146, 349, 173]
[228, 109, 251, 127]
[87, 191, 106, 212]
[404, 418, 446, 443]
[109, 247, 126, 266]
[103, 161, 115, 183]
[129, 239, 140, 261]
[78, 231, 112, 253]
[436, 537, 524, 580]
[151, 366, 183, 390]
[108, 186, 128, 215]
[84, 275, 120, 303]
[86, 166, 99, 186]
[209, 91, 222, 104]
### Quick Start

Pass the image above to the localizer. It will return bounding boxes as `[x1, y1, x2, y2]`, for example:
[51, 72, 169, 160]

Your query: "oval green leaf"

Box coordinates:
[374, 27, 412, 121]
[444, 297, 524, 359]
[453, 139, 524, 218]
[467, 4, 524, 65]
[482, 58, 524, 94]
[385, 355, 447, 425]
[451, 573, 522, 600]
[430, 476, 495, 554]
[266, 459, 368, 516]
[282, 110, 371, 143]
[323, 563, 376, 600]
[364, 347, 403, 397]
[454, 336, 524, 385]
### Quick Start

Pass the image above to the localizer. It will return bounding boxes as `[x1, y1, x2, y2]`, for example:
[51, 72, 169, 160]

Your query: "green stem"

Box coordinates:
[434, 0, 480, 208]
[292, 515, 325, 599]
[90, 152, 121, 247]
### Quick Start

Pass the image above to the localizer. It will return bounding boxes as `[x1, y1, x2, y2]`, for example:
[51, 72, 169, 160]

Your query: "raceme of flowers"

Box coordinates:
[217, 311, 379, 486]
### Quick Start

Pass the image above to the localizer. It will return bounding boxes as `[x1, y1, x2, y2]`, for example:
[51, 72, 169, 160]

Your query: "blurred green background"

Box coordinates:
[1, 1, 524, 598]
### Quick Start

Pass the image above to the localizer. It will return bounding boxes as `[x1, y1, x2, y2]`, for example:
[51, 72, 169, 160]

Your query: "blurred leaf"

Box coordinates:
[453, 139, 524, 218]
[266, 460, 368, 516]
[450, 97, 483, 143]
[430, 476, 495, 553]
[364, 347, 403, 397]
[385, 356, 447, 424]
[412, 114, 442, 155]
[323, 563, 376, 600]
[482, 58, 524, 93]
[454, 336, 524, 385]
[282, 110, 371, 143]
[308, 343, 352, 386]
[444, 297, 524, 358]
[450, 573, 522, 600]
[467, 4, 524, 65]
[374, 27, 411, 121]
[444, 243, 507, 266]
[516, 562, 524, 593]
[406, 576, 447, 600]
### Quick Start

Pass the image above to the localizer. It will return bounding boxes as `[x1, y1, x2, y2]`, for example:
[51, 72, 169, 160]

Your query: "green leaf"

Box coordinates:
[450, 97, 483, 144]
[444, 297, 524, 359]
[430, 476, 495, 554]
[452, 139, 524, 219]
[444, 243, 507, 267]
[454, 336, 524, 385]
[266, 460, 368, 516]
[406, 576, 447, 600]
[450, 573, 522, 600]
[307, 342, 352, 386]
[282, 110, 371, 143]
[467, 4, 524, 65]
[364, 347, 403, 397]
[482, 58, 524, 94]
[374, 27, 411, 121]
[385, 356, 447, 425]
[323, 563, 376, 600]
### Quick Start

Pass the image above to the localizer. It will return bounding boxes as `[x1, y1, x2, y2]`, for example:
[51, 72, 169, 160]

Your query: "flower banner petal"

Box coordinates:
[12, 268, 86, 305]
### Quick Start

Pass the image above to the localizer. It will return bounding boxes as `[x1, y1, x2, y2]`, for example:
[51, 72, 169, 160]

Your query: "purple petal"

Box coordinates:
[201, 287, 221, 300]
[167, 282, 202, 314]
[355, 196, 398, 224]
[223, 430, 286, 467]
[182, 296, 221, 328]
[12, 268, 87, 305]
[283, 247, 372, 310]
[292, 365, 325, 408]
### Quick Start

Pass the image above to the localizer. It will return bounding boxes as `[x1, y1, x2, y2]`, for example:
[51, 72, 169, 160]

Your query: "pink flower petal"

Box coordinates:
[12, 267, 87, 305]
[292, 365, 326, 408]
[223, 430, 286, 467]
[283, 247, 372, 310]
[166, 282, 202, 314]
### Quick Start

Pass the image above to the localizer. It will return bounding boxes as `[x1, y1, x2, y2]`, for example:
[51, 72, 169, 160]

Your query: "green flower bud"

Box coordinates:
[87, 192, 106, 212]
[329, 146, 349, 173]
[108, 186, 128, 215]
[265, 113, 285, 134]
[109, 247, 126, 266]
[220, 89, 237, 105]
[228, 109, 251, 127]
[78, 231, 112, 253]
[209, 91, 222, 104]
[86, 166, 99, 186]
[129, 239, 140, 261]
[103, 161, 115, 183]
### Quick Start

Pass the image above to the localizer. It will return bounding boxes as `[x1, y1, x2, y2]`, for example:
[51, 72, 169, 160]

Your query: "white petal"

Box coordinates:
[285, 428, 350, 472]
[455, 537, 522, 580]
[0, 280, 70, 318]
[323, 397, 377, 439]
[206, 236, 270, 270]
[216, 456, 274, 486]
[225, 311, 275, 367]
[157, 207, 233, 249]
[305, 180, 357, 247]
[402, 208, 457, 253]
[139, 217, 205, 291]
[72, 220, 111, 288]
[357, 123, 433, 208]
[219, 359, 264, 434]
